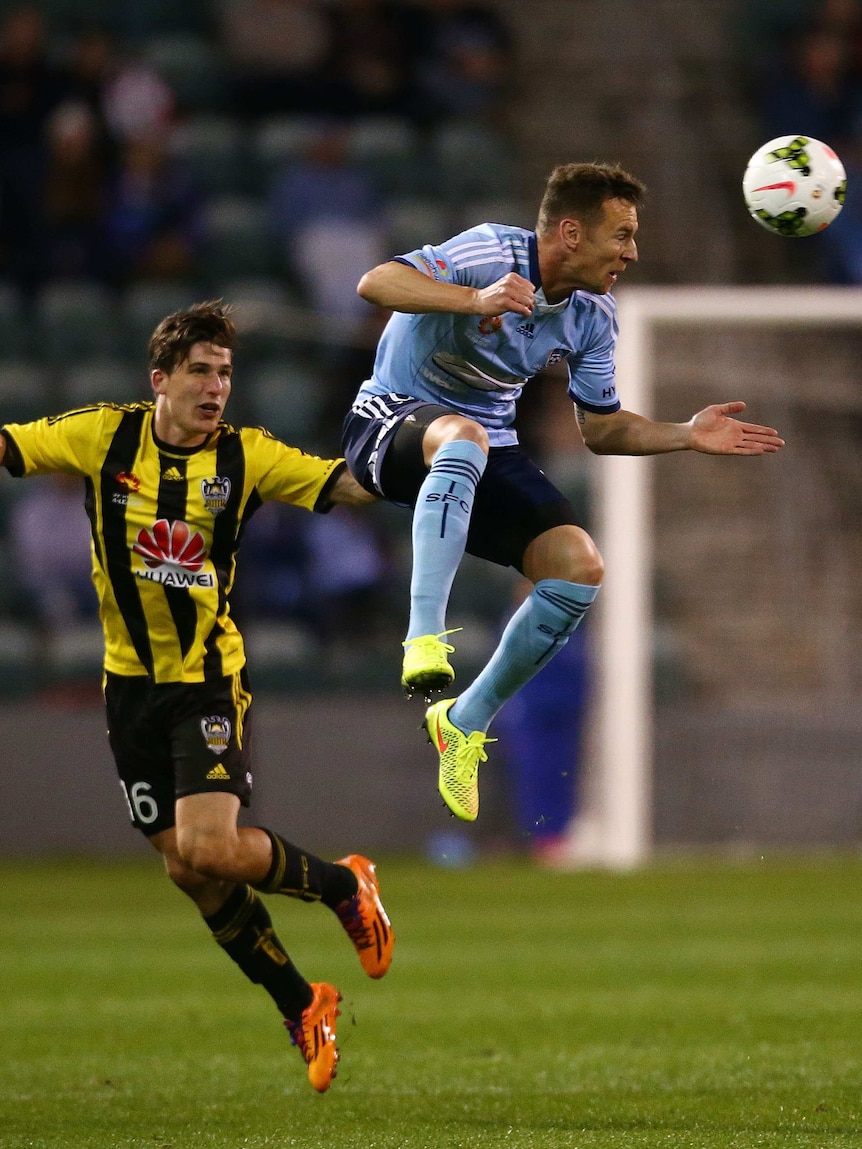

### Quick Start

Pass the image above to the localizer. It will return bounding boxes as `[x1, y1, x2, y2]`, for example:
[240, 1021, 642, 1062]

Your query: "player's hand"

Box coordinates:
[472, 273, 535, 318]
[688, 402, 785, 455]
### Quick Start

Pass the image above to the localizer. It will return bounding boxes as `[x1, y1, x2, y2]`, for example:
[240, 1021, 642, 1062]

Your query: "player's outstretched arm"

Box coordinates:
[357, 260, 534, 318]
[686, 401, 785, 455]
[577, 403, 785, 457]
[329, 466, 379, 506]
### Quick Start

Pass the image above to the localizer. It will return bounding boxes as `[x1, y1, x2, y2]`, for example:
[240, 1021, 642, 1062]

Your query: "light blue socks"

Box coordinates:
[451, 579, 600, 733]
[406, 440, 488, 640]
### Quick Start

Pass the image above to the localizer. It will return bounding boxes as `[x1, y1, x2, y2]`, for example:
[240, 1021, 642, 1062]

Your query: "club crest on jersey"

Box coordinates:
[545, 348, 569, 368]
[132, 519, 215, 587]
[201, 715, 231, 756]
[201, 476, 231, 515]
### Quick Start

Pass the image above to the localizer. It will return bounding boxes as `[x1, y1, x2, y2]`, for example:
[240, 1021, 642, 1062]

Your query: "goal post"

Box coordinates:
[590, 285, 862, 868]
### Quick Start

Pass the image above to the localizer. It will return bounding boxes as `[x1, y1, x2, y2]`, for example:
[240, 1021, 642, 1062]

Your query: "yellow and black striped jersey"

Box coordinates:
[2, 402, 345, 683]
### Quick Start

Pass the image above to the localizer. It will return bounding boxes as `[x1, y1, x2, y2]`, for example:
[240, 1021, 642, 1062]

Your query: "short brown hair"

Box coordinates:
[148, 300, 237, 373]
[536, 162, 646, 235]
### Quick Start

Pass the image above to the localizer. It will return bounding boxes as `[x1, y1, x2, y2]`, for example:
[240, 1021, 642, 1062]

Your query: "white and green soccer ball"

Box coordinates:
[742, 135, 847, 237]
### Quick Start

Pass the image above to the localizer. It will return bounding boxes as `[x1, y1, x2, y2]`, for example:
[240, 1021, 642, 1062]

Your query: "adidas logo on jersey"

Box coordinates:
[516, 322, 535, 338]
[206, 763, 231, 780]
[162, 467, 184, 481]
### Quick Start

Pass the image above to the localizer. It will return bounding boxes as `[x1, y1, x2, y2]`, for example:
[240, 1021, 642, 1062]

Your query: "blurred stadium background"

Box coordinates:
[1, 0, 861, 861]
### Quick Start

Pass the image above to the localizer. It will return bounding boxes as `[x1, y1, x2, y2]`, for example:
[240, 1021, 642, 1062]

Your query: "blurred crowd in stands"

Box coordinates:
[0, 0, 521, 695]
[2, 0, 862, 705]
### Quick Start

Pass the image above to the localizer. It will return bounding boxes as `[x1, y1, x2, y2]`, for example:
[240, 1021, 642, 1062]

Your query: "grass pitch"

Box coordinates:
[2, 854, 861, 1148]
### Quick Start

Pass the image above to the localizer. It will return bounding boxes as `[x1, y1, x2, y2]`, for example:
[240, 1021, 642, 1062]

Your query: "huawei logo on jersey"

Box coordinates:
[132, 519, 215, 587]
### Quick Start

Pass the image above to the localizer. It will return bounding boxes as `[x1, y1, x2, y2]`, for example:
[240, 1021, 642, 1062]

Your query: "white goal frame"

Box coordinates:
[590, 286, 862, 868]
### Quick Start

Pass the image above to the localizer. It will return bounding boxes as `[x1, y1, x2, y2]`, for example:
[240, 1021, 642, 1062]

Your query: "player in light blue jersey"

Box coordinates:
[342, 162, 785, 823]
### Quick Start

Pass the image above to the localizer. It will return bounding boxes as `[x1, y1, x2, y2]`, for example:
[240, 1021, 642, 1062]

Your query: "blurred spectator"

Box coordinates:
[318, 0, 421, 118]
[0, 5, 68, 290]
[758, 21, 862, 142]
[63, 27, 120, 133]
[495, 595, 591, 866]
[101, 52, 175, 144]
[233, 500, 313, 626]
[42, 101, 111, 282]
[9, 472, 97, 631]
[303, 505, 395, 652]
[105, 133, 202, 283]
[217, 0, 331, 119]
[412, 0, 515, 125]
[268, 122, 387, 328]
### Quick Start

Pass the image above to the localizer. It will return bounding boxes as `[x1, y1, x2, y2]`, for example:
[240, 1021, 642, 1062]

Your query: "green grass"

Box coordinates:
[2, 854, 862, 1148]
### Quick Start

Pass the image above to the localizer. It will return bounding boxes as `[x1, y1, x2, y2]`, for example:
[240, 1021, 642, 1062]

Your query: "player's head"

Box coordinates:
[148, 300, 237, 374]
[536, 163, 645, 236]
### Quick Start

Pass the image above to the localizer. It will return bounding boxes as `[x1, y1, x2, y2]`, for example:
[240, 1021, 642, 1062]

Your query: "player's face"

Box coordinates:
[571, 197, 638, 294]
[151, 342, 233, 448]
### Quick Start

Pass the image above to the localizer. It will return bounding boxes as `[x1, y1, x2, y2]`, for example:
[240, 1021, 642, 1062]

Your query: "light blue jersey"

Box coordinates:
[354, 222, 622, 447]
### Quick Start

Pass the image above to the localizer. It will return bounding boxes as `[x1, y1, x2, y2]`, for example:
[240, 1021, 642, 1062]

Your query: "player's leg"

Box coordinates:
[426, 450, 603, 820]
[400, 413, 489, 694]
[450, 522, 602, 733]
[341, 395, 487, 695]
[172, 791, 392, 976]
[153, 821, 342, 1092]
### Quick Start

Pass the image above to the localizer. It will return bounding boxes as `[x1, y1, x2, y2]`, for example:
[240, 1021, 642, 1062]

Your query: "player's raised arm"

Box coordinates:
[357, 260, 534, 318]
[577, 402, 785, 457]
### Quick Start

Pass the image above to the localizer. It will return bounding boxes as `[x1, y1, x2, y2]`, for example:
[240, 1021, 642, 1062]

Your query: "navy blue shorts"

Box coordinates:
[342, 394, 579, 571]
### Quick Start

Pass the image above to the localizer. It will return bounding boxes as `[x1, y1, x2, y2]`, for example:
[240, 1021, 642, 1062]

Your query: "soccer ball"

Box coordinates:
[742, 135, 846, 237]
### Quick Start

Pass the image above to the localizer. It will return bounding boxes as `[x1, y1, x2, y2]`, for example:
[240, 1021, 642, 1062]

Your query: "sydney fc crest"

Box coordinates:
[201, 476, 231, 515]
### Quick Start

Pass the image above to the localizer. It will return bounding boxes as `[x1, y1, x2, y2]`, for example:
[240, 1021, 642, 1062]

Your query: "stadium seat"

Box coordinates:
[34, 280, 120, 367]
[249, 115, 333, 194]
[143, 33, 226, 113]
[430, 123, 515, 202]
[222, 277, 308, 366]
[246, 359, 324, 442]
[59, 357, 144, 408]
[0, 281, 29, 357]
[121, 280, 200, 349]
[346, 116, 422, 197]
[385, 198, 451, 253]
[168, 115, 248, 197]
[0, 360, 54, 423]
[201, 196, 276, 286]
[450, 197, 536, 233]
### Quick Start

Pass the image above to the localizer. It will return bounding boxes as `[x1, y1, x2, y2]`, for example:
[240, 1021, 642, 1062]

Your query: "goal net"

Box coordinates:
[587, 286, 862, 867]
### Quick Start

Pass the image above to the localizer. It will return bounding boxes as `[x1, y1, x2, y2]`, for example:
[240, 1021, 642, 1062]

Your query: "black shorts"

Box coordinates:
[342, 394, 579, 572]
[105, 669, 254, 837]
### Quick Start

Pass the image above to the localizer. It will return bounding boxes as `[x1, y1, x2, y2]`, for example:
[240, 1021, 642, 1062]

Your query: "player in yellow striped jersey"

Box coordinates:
[0, 301, 393, 1092]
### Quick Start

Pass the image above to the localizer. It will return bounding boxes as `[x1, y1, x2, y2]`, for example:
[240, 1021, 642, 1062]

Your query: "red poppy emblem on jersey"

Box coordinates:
[132, 519, 207, 571]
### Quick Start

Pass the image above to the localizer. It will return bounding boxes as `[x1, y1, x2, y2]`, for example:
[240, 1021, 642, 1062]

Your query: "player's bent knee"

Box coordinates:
[578, 538, 604, 586]
[524, 524, 604, 585]
[425, 414, 489, 458]
[175, 828, 234, 879]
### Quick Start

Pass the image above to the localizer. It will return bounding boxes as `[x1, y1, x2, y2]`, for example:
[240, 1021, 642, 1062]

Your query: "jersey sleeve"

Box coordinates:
[395, 223, 508, 289]
[243, 426, 345, 511]
[1, 406, 118, 477]
[565, 297, 622, 414]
